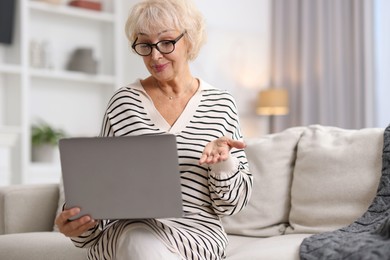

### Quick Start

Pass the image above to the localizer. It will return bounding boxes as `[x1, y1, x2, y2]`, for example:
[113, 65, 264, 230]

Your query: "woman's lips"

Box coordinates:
[153, 63, 168, 72]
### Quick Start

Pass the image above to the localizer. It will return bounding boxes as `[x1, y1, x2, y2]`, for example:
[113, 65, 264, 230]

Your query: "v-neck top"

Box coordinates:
[71, 78, 253, 260]
[131, 78, 205, 134]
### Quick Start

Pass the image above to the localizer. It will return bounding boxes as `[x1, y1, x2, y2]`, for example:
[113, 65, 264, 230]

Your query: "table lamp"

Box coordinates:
[256, 88, 289, 133]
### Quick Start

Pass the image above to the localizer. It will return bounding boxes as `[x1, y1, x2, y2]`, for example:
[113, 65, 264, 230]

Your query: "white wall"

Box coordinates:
[120, 0, 271, 137]
[374, 0, 390, 128]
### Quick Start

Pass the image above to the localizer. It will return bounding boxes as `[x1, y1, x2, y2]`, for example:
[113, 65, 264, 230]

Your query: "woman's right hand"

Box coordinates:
[55, 207, 97, 237]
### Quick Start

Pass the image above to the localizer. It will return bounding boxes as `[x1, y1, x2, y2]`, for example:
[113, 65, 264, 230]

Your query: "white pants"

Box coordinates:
[116, 227, 181, 260]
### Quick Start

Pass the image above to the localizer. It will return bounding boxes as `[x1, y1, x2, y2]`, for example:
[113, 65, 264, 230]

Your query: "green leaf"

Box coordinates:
[31, 121, 66, 146]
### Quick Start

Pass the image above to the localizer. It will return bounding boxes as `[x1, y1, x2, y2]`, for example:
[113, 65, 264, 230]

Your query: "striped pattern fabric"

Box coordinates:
[71, 79, 253, 260]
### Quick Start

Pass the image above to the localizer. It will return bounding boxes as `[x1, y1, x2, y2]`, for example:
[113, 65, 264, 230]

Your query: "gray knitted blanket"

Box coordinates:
[300, 125, 390, 260]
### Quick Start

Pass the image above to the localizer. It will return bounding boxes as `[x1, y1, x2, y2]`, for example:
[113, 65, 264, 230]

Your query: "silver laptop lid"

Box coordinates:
[59, 134, 183, 220]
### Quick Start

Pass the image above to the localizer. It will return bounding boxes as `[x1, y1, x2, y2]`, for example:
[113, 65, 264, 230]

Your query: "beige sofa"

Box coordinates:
[0, 125, 384, 260]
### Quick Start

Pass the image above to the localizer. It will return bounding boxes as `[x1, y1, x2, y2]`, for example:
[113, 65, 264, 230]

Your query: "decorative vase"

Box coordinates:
[66, 47, 98, 74]
[32, 144, 59, 163]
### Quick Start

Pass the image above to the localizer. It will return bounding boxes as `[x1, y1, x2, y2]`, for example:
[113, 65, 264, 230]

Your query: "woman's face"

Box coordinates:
[136, 30, 189, 82]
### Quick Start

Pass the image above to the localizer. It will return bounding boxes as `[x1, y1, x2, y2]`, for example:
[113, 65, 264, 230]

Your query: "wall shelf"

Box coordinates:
[0, 0, 122, 185]
[0, 64, 22, 75]
[29, 68, 115, 84]
[28, 1, 114, 22]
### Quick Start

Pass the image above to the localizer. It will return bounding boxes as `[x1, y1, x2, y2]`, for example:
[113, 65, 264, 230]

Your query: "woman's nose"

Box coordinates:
[151, 47, 163, 60]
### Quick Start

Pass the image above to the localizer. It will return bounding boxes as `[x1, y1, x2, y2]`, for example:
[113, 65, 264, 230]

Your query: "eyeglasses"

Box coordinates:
[132, 31, 186, 56]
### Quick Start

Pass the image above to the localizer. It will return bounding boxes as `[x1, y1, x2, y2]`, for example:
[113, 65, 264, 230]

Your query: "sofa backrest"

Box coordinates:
[0, 184, 59, 234]
[222, 125, 384, 237]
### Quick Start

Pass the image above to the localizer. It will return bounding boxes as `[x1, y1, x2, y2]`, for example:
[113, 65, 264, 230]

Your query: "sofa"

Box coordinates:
[0, 125, 385, 260]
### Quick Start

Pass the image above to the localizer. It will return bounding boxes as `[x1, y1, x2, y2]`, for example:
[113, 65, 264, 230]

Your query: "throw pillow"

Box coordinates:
[286, 125, 384, 234]
[222, 126, 305, 237]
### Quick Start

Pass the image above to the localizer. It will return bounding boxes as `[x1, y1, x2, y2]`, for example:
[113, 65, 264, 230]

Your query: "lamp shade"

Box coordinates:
[256, 88, 289, 115]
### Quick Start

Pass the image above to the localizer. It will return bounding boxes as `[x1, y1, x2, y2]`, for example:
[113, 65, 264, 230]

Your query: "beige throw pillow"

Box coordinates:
[222, 127, 305, 237]
[286, 125, 384, 234]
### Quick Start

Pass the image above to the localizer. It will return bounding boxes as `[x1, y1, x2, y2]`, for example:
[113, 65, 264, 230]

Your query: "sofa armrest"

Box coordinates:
[0, 184, 59, 235]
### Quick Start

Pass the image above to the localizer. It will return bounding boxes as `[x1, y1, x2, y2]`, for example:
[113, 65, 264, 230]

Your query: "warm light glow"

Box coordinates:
[256, 88, 289, 115]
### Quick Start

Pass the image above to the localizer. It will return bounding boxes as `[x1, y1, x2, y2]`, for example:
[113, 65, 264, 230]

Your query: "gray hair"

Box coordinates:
[125, 0, 206, 61]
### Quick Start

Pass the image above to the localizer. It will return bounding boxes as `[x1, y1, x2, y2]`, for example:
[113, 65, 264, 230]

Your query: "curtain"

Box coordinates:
[270, 0, 375, 132]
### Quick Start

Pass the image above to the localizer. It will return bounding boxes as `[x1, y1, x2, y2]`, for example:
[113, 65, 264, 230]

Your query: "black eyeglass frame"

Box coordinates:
[131, 31, 187, 56]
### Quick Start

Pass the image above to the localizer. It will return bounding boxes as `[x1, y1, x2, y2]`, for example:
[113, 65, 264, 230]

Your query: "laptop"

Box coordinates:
[59, 134, 184, 220]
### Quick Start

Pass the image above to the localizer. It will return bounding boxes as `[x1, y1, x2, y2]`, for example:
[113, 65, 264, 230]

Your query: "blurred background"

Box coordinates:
[0, 0, 388, 185]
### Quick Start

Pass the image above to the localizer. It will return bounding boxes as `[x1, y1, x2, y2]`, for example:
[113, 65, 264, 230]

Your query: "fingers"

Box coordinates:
[56, 207, 80, 225]
[55, 208, 97, 237]
[199, 137, 245, 165]
[199, 148, 229, 165]
[199, 153, 208, 165]
[199, 153, 219, 165]
[228, 139, 246, 149]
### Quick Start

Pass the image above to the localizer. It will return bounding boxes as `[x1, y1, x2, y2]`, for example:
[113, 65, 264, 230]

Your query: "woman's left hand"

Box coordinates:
[199, 136, 246, 165]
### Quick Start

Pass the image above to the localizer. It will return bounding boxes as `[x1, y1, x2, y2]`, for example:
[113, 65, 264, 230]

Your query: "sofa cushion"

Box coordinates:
[222, 127, 305, 237]
[0, 184, 58, 234]
[0, 232, 86, 260]
[226, 234, 311, 260]
[286, 125, 383, 234]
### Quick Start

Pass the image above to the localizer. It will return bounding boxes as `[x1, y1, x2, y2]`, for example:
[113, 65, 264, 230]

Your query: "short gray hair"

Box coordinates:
[125, 0, 206, 61]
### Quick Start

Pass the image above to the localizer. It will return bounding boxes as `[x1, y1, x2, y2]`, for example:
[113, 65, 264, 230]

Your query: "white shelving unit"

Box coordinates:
[0, 64, 22, 75]
[0, 0, 122, 185]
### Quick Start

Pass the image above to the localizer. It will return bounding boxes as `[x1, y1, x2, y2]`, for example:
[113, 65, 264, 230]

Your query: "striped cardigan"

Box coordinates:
[71, 79, 253, 260]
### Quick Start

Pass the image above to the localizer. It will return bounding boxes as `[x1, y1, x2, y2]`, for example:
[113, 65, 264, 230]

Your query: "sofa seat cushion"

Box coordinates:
[286, 125, 384, 234]
[0, 232, 86, 260]
[226, 234, 311, 260]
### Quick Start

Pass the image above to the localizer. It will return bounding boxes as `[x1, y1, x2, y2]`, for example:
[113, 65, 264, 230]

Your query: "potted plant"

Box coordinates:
[31, 121, 66, 163]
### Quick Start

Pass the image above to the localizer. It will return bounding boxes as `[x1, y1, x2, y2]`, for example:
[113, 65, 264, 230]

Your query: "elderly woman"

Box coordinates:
[55, 0, 252, 259]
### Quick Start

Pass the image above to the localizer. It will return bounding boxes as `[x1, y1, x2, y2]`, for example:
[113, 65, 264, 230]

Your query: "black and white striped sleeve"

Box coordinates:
[205, 92, 253, 216]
